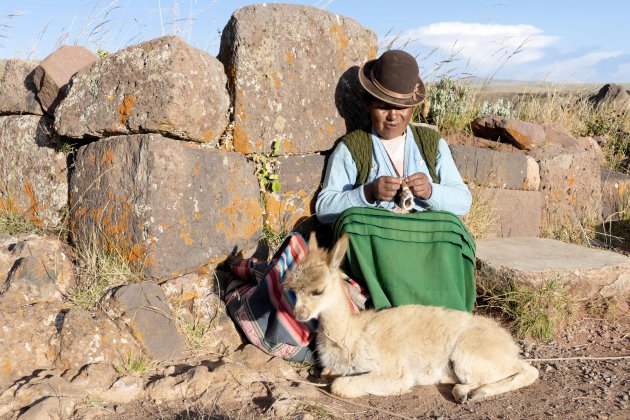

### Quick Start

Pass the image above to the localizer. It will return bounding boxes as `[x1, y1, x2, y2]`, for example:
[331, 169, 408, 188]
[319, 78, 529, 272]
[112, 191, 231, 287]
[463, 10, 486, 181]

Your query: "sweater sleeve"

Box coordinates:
[422, 139, 472, 216]
[315, 142, 372, 224]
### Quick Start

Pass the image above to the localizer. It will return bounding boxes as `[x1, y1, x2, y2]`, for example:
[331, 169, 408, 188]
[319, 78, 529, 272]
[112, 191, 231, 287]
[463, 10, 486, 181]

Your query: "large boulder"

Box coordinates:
[218, 4, 377, 154]
[450, 144, 540, 190]
[69, 134, 262, 278]
[0, 59, 43, 115]
[55, 36, 230, 143]
[0, 115, 68, 228]
[529, 146, 603, 230]
[33, 45, 99, 115]
[589, 83, 630, 109]
[471, 116, 546, 150]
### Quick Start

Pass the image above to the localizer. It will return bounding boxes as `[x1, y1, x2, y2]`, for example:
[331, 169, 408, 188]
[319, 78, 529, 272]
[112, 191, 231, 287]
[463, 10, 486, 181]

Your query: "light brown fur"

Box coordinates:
[285, 233, 539, 402]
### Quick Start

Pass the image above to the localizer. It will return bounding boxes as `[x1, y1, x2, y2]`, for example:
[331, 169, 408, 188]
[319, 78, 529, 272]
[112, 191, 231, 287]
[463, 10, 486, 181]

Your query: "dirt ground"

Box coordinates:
[102, 309, 629, 420]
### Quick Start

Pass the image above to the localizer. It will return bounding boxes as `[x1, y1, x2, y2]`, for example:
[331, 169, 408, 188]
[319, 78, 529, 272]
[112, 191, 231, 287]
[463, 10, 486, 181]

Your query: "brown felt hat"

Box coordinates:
[358, 49, 426, 107]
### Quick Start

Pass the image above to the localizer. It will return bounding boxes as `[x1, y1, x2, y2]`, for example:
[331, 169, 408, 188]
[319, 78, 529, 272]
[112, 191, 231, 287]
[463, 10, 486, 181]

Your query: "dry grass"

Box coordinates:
[462, 184, 500, 240]
[68, 237, 145, 310]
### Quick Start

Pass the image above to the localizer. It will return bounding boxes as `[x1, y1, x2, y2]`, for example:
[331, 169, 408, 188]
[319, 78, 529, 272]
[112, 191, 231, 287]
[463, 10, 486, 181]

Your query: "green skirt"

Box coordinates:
[333, 207, 476, 312]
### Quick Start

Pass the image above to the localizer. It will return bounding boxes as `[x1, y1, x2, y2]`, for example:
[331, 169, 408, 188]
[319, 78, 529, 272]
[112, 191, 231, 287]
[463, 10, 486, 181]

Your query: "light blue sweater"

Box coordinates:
[316, 125, 472, 224]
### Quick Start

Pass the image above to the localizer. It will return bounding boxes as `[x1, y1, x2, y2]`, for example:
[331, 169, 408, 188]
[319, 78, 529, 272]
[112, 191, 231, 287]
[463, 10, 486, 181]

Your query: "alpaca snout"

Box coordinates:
[293, 306, 313, 322]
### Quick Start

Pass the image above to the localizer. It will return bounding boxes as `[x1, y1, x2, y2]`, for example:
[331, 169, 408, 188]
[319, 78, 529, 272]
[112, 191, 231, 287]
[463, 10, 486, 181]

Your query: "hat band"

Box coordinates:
[370, 67, 416, 100]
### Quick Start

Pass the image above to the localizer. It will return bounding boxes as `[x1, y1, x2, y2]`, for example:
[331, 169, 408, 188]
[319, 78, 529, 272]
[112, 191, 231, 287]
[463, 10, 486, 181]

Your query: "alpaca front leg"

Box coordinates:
[331, 372, 414, 398]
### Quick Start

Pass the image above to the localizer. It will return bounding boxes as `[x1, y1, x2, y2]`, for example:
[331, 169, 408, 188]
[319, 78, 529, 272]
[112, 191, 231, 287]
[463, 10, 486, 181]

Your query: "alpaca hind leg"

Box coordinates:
[453, 362, 539, 403]
[467, 362, 539, 401]
[331, 372, 415, 398]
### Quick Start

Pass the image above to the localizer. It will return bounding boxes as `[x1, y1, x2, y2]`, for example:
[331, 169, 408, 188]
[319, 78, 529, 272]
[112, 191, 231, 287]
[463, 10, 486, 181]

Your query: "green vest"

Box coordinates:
[341, 125, 441, 186]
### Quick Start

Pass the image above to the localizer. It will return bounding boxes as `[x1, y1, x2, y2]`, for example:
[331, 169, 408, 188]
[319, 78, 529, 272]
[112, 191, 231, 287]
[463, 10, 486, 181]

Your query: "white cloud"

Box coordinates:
[542, 51, 622, 82]
[383, 21, 558, 75]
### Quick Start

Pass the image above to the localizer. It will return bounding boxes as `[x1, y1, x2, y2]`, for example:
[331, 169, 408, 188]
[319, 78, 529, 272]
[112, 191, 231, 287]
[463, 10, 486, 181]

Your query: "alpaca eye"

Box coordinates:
[312, 288, 325, 296]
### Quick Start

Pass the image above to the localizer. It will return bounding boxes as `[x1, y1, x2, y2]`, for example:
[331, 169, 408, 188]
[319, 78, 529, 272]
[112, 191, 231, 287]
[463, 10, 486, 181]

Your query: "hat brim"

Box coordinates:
[358, 59, 426, 107]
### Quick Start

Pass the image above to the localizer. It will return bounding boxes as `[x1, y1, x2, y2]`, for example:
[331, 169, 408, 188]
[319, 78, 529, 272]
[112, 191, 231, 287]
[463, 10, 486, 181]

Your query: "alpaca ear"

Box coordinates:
[308, 231, 319, 251]
[329, 234, 348, 269]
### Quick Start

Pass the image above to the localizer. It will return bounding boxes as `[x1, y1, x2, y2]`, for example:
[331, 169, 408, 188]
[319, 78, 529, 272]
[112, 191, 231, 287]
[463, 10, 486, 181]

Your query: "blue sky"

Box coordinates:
[1, 0, 628, 83]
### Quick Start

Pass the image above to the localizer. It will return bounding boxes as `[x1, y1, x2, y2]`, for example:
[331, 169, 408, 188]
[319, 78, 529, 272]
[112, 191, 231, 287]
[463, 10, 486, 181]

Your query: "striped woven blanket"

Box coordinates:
[224, 232, 366, 363]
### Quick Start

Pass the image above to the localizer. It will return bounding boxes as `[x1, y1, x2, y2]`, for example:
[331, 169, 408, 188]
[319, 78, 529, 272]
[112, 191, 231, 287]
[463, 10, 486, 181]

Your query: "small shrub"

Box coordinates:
[115, 351, 157, 376]
[423, 78, 477, 132]
[480, 280, 577, 340]
[251, 140, 282, 193]
[479, 98, 515, 118]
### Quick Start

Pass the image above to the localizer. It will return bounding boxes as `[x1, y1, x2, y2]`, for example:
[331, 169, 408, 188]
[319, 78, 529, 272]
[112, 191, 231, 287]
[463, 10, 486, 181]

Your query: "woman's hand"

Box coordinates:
[364, 176, 402, 203]
[405, 172, 432, 200]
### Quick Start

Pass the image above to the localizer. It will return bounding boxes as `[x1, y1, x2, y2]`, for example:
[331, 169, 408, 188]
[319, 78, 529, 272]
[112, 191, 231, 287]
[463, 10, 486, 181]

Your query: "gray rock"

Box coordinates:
[0, 115, 68, 228]
[589, 83, 630, 109]
[472, 187, 542, 238]
[69, 134, 262, 278]
[218, 4, 377, 153]
[33, 45, 98, 115]
[54, 308, 141, 372]
[54, 36, 229, 143]
[0, 59, 43, 115]
[476, 237, 630, 299]
[529, 146, 603, 229]
[262, 153, 326, 232]
[450, 144, 540, 190]
[1, 255, 63, 305]
[0, 235, 74, 296]
[102, 376, 144, 403]
[102, 282, 187, 361]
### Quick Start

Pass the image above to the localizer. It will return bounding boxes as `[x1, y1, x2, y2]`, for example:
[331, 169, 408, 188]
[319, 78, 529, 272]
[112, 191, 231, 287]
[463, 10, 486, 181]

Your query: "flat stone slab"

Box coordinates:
[476, 237, 630, 299]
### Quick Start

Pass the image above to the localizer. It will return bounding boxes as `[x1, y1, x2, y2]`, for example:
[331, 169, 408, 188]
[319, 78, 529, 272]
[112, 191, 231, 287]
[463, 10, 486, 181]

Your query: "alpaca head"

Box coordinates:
[285, 232, 348, 322]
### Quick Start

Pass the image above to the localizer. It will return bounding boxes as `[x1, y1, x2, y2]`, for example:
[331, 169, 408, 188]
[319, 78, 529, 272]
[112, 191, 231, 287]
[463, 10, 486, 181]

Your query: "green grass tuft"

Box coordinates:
[480, 280, 577, 340]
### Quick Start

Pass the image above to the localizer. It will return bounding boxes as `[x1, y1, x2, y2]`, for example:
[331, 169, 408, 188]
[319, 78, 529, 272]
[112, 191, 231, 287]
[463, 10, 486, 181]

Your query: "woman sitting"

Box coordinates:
[316, 49, 475, 312]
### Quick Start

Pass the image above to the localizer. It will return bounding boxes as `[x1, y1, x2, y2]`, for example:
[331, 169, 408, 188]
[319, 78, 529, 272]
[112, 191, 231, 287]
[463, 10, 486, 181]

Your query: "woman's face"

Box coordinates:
[368, 99, 413, 140]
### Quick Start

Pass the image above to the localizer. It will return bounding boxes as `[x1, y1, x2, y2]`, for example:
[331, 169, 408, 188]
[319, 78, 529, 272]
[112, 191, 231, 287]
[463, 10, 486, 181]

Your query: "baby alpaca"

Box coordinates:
[285, 233, 539, 402]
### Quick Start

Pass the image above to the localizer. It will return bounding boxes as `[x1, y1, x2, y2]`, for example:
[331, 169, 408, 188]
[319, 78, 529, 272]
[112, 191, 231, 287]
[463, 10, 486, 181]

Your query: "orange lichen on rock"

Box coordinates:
[23, 181, 42, 225]
[285, 51, 294, 65]
[128, 243, 146, 265]
[179, 231, 193, 245]
[100, 148, 115, 167]
[368, 44, 378, 60]
[330, 24, 349, 51]
[216, 196, 261, 240]
[233, 124, 251, 153]
[202, 130, 214, 141]
[118, 94, 136, 126]
[263, 190, 313, 232]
